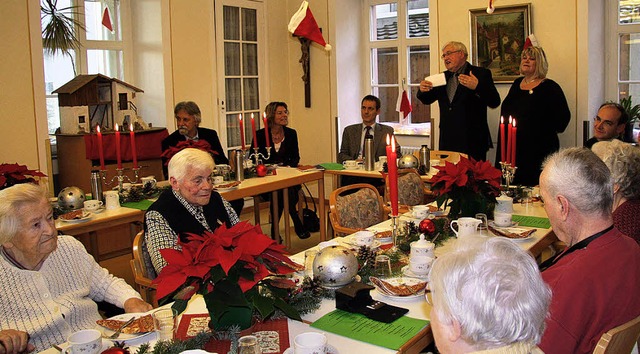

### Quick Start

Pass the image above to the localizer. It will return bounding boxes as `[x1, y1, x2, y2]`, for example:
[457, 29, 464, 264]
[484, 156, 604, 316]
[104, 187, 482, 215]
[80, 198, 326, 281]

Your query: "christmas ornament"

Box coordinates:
[57, 186, 86, 210]
[256, 164, 267, 177]
[419, 219, 436, 234]
[312, 245, 358, 287]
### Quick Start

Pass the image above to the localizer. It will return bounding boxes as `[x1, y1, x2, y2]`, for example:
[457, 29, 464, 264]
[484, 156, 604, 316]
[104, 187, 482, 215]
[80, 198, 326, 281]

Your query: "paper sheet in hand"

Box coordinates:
[424, 73, 446, 87]
[310, 309, 429, 350]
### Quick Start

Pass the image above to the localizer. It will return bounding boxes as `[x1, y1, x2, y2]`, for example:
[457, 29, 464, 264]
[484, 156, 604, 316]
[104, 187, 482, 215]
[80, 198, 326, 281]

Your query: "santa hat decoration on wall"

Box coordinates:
[288, 1, 332, 51]
[523, 34, 539, 50]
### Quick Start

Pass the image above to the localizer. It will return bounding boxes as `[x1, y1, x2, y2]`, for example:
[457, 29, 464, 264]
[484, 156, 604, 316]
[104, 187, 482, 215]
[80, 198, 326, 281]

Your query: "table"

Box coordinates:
[324, 168, 434, 189]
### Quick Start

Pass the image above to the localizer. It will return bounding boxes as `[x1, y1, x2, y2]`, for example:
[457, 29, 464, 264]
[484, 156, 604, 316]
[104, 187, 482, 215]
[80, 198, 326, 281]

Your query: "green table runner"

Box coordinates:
[310, 309, 429, 350]
[319, 162, 345, 170]
[512, 215, 551, 229]
[122, 199, 154, 210]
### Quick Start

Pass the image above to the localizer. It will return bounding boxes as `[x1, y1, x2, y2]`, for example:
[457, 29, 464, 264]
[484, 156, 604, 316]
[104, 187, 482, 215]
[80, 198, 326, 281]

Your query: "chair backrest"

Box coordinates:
[430, 150, 467, 164]
[384, 169, 426, 206]
[592, 315, 640, 354]
[329, 183, 385, 235]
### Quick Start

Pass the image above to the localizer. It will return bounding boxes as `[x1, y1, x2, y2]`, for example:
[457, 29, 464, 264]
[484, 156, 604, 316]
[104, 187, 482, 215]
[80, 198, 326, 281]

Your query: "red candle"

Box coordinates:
[251, 113, 258, 148]
[263, 112, 270, 147]
[499, 116, 506, 163]
[115, 123, 122, 169]
[386, 134, 399, 216]
[511, 119, 517, 167]
[506, 116, 513, 165]
[238, 114, 245, 150]
[129, 124, 138, 169]
[96, 125, 105, 170]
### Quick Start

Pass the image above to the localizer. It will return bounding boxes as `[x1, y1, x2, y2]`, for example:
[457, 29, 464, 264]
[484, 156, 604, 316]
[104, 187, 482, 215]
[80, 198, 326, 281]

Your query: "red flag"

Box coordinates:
[396, 90, 412, 119]
[102, 7, 113, 32]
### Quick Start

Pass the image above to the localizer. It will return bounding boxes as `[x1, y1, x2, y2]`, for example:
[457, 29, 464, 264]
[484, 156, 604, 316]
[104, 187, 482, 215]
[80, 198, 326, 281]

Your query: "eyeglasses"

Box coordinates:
[441, 50, 462, 59]
[593, 115, 619, 128]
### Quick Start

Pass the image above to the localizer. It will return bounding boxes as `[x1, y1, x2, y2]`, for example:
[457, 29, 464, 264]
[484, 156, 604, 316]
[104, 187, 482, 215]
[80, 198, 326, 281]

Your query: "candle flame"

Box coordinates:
[130, 124, 134, 132]
[500, 116, 504, 124]
[391, 136, 396, 153]
[263, 112, 266, 119]
[513, 119, 517, 128]
[238, 113, 242, 121]
[386, 134, 390, 145]
[508, 116, 512, 124]
[115, 123, 119, 130]
[251, 113, 254, 119]
[97, 125, 101, 133]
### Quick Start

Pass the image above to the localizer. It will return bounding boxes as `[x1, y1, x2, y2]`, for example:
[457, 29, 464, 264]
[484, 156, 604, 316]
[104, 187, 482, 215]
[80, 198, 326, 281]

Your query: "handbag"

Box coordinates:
[301, 184, 320, 232]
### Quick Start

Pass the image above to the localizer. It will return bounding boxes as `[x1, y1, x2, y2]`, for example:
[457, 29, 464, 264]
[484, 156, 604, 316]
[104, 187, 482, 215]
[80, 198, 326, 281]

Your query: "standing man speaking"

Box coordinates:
[417, 41, 500, 161]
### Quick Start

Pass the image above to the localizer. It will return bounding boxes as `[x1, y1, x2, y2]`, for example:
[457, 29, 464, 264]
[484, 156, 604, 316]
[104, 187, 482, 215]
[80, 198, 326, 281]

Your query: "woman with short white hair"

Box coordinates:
[428, 237, 551, 353]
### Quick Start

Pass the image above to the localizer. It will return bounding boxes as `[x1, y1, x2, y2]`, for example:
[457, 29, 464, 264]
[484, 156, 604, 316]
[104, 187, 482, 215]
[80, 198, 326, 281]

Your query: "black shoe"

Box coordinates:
[294, 223, 311, 239]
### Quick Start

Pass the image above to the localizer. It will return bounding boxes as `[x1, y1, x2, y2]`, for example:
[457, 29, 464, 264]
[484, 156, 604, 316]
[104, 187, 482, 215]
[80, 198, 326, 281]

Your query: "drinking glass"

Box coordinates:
[153, 308, 177, 341]
[238, 335, 262, 354]
[521, 187, 533, 205]
[374, 255, 392, 278]
[475, 213, 488, 236]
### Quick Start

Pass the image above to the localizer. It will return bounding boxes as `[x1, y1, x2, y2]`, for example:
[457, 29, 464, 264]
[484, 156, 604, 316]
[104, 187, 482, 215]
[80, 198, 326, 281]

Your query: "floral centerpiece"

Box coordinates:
[0, 163, 46, 191]
[430, 156, 502, 219]
[153, 221, 318, 331]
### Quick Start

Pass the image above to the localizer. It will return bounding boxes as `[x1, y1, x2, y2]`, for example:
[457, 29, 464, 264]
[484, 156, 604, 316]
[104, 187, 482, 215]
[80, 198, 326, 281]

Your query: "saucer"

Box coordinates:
[488, 220, 518, 228]
[84, 207, 105, 214]
[283, 344, 338, 354]
[401, 265, 430, 280]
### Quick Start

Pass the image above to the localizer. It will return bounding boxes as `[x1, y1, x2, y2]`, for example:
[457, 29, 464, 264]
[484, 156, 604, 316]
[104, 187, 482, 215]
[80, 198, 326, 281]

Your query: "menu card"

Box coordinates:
[512, 215, 551, 229]
[310, 309, 429, 350]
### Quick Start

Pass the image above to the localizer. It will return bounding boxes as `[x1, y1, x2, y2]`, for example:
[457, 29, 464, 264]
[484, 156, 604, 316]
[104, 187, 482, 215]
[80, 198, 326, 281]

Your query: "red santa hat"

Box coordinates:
[523, 34, 539, 50]
[288, 1, 332, 51]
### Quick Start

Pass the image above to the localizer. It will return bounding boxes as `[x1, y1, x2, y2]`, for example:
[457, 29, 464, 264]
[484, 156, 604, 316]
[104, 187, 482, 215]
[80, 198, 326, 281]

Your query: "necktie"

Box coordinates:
[362, 126, 373, 157]
[447, 73, 458, 102]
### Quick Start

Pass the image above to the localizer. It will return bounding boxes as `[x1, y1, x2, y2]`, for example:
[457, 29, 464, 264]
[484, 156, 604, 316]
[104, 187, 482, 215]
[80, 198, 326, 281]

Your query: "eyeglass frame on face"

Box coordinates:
[441, 50, 462, 59]
[593, 115, 621, 128]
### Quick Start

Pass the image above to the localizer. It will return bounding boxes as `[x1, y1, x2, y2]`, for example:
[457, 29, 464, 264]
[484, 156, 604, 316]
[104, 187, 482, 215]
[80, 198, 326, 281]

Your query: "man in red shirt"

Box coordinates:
[538, 147, 640, 353]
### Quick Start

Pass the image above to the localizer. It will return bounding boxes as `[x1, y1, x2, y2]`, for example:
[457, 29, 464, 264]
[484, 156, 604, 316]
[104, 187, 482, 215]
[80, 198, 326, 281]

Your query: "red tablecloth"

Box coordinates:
[83, 128, 169, 161]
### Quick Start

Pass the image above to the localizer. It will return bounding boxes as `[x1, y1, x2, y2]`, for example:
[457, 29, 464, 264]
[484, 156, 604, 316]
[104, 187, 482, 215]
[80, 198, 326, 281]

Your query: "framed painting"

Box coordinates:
[469, 4, 532, 83]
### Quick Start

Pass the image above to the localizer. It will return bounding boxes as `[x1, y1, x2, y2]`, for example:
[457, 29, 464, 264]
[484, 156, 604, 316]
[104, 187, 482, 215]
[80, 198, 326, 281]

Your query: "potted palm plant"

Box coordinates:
[619, 96, 640, 143]
[41, 0, 84, 74]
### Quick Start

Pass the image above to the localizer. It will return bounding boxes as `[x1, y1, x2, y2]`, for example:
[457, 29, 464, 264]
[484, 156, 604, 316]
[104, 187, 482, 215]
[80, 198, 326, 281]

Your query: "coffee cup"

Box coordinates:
[83, 200, 103, 212]
[213, 176, 224, 185]
[342, 160, 363, 170]
[412, 205, 429, 219]
[409, 256, 433, 275]
[63, 329, 102, 354]
[494, 212, 513, 227]
[352, 230, 374, 247]
[104, 190, 120, 210]
[293, 332, 327, 354]
[141, 176, 157, 189]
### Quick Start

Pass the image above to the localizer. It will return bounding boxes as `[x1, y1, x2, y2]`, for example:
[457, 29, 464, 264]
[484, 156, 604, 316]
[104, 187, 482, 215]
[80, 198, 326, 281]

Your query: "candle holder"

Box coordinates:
[100, 167, 141, 191]
[248, 147, 271, 166]
[499, 162, 517, 192]
[389, 213, 400, 251]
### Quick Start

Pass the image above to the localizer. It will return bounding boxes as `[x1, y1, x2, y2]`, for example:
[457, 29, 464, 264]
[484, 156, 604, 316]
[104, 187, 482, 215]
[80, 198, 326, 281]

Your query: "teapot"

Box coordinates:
[450, 217, 482, 239]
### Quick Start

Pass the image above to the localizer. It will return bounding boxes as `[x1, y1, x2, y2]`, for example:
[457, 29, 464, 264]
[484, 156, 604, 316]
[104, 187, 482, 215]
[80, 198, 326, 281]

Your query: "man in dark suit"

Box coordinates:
[338, 95, 401, 187]
[417, 41, 500, 161]
[162, 101, 243, 214]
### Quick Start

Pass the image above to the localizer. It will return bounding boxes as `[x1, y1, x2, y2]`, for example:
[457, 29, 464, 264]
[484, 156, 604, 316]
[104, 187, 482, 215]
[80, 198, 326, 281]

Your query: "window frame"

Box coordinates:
[605, 0, 640, 102]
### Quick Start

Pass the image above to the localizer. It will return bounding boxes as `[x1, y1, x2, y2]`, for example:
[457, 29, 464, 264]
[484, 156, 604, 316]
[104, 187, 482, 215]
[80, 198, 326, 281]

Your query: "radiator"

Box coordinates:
[401, 146, 421, 156]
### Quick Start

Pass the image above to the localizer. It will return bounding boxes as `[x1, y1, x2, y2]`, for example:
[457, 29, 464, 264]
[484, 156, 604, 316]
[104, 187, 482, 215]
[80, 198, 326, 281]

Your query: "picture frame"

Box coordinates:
[469, 4, 532, 83]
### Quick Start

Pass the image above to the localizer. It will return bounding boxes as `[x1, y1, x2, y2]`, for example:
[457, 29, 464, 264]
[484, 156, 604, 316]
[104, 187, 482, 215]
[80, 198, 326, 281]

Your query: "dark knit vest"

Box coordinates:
[144, 189, 232, 242]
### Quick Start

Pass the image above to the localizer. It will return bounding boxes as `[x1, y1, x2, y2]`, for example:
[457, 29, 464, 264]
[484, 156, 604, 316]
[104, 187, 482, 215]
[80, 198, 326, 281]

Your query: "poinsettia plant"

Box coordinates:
[0, 163, 47, 191]
[153, 221, 306, 330]
[161, 140, 218, 165]
[430, 156, 502, 219]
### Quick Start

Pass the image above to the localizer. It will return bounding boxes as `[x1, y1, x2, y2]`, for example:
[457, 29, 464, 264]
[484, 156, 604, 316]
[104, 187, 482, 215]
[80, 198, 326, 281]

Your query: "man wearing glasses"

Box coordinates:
[584, 102, 629, 149]
[417, 41, 500, 161]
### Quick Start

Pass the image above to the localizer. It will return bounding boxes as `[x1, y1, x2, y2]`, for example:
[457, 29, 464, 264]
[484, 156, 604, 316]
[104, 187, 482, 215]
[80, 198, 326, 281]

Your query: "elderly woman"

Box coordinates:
[592, 139, 640, 244]
[428, 237, 551, 353]
[496, 46, 570, 186]
[0, 184, 151, 353]
[252, 102, 309, 239]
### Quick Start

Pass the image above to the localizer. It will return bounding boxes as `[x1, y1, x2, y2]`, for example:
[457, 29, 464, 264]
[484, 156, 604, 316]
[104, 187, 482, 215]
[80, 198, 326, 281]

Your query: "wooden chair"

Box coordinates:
[430, 150, 468, 164]
[130, 231, 157, 306]
[384, 169, 434, 212]
[329, 183, 386, 236]
[592, 315, 640, 354]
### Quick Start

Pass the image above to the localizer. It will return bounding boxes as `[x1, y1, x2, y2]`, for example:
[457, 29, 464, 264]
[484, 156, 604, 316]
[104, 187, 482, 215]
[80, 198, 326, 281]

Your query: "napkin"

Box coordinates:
[424, 73, 446, 87]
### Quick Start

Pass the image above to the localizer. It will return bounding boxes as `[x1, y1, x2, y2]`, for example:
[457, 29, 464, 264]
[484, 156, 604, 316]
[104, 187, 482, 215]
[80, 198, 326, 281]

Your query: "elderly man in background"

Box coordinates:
[144, 148, 239, 276]
[417, 41, 500, 161]
[538, 147, 640, 353]
[428, 237, 551, 353]
[592, 139, 640, 244]
[0, 184, 152, 353]
[583, 102, 629, 149]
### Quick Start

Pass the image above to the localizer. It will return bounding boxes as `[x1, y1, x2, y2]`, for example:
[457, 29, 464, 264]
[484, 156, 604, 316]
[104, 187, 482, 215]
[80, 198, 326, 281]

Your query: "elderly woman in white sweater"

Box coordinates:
[0, 184, 152, 354]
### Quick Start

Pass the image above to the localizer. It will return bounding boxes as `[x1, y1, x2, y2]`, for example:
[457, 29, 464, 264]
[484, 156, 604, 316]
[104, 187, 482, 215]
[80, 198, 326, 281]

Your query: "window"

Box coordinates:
[42, 0, 129, 136]
[616, 1, 640, 101]
[367, 0, 430, 133]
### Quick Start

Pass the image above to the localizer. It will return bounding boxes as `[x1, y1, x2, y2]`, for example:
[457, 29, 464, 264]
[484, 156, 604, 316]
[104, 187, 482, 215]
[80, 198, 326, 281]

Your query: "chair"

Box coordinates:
[430, 150, 467, 164]
[384, 169, 434, 209]
[130, 231, 157, 306]
[329, 183, 386, 236]
[592, 315, 640, 354]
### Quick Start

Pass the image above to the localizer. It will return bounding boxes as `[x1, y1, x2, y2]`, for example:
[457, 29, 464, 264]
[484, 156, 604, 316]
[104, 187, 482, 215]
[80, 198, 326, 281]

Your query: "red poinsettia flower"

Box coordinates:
[0, 163, 47, 190]
[471, 159, 502, 189]
[430, 160, 470, 195]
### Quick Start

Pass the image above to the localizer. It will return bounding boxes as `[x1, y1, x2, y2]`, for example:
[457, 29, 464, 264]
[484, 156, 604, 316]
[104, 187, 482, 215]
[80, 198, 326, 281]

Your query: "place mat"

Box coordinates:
[319, 162, 345, 170]
[511, 215, 551, 229]
[122, 199, 154, 210]
[176, 314, 289, 354]
[310, 309, 428, 350]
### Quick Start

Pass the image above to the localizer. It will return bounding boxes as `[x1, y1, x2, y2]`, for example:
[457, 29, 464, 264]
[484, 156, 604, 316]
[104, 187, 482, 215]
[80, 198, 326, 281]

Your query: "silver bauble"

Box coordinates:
[397, 154, 419, 169]
[57, 186, 86, 209]
[312, 245, 358, 287]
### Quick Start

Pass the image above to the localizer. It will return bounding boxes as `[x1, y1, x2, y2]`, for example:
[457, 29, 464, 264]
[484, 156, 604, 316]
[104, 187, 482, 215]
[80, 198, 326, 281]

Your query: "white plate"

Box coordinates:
[96, 313, 154, 343]
[283, 344, 339, 354]
[59, 212, 92, 223]
[401, 265, 430, 280]
[488, 220, 518, 228]
[214, 186, 239, 192]
[371, 277, 427, 300]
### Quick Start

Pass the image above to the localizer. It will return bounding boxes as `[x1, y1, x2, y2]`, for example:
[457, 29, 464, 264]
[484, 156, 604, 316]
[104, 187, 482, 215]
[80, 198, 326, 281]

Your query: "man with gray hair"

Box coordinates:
[144, 148, 239, 276]
[417, 41, 500, 161]
[428, 237, 551, 353]
[538, 147, 640, 353]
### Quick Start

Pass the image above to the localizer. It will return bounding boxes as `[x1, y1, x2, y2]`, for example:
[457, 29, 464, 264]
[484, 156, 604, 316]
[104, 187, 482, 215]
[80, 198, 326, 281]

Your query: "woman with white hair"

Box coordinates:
[428, 237, 551, 353]
[592, 139, 640, 244]
[0, 184, 151, 353]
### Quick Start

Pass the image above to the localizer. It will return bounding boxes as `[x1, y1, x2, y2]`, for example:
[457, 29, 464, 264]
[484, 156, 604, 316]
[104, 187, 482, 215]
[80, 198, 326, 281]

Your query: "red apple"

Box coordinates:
[256, 164, 267, 177]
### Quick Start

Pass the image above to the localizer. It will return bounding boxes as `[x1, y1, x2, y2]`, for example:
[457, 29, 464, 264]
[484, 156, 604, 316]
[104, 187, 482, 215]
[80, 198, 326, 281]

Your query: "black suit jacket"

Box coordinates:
[161, 127, 229, 178]
[417, 62, 500, 161]
[253, 126, 300, 167]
